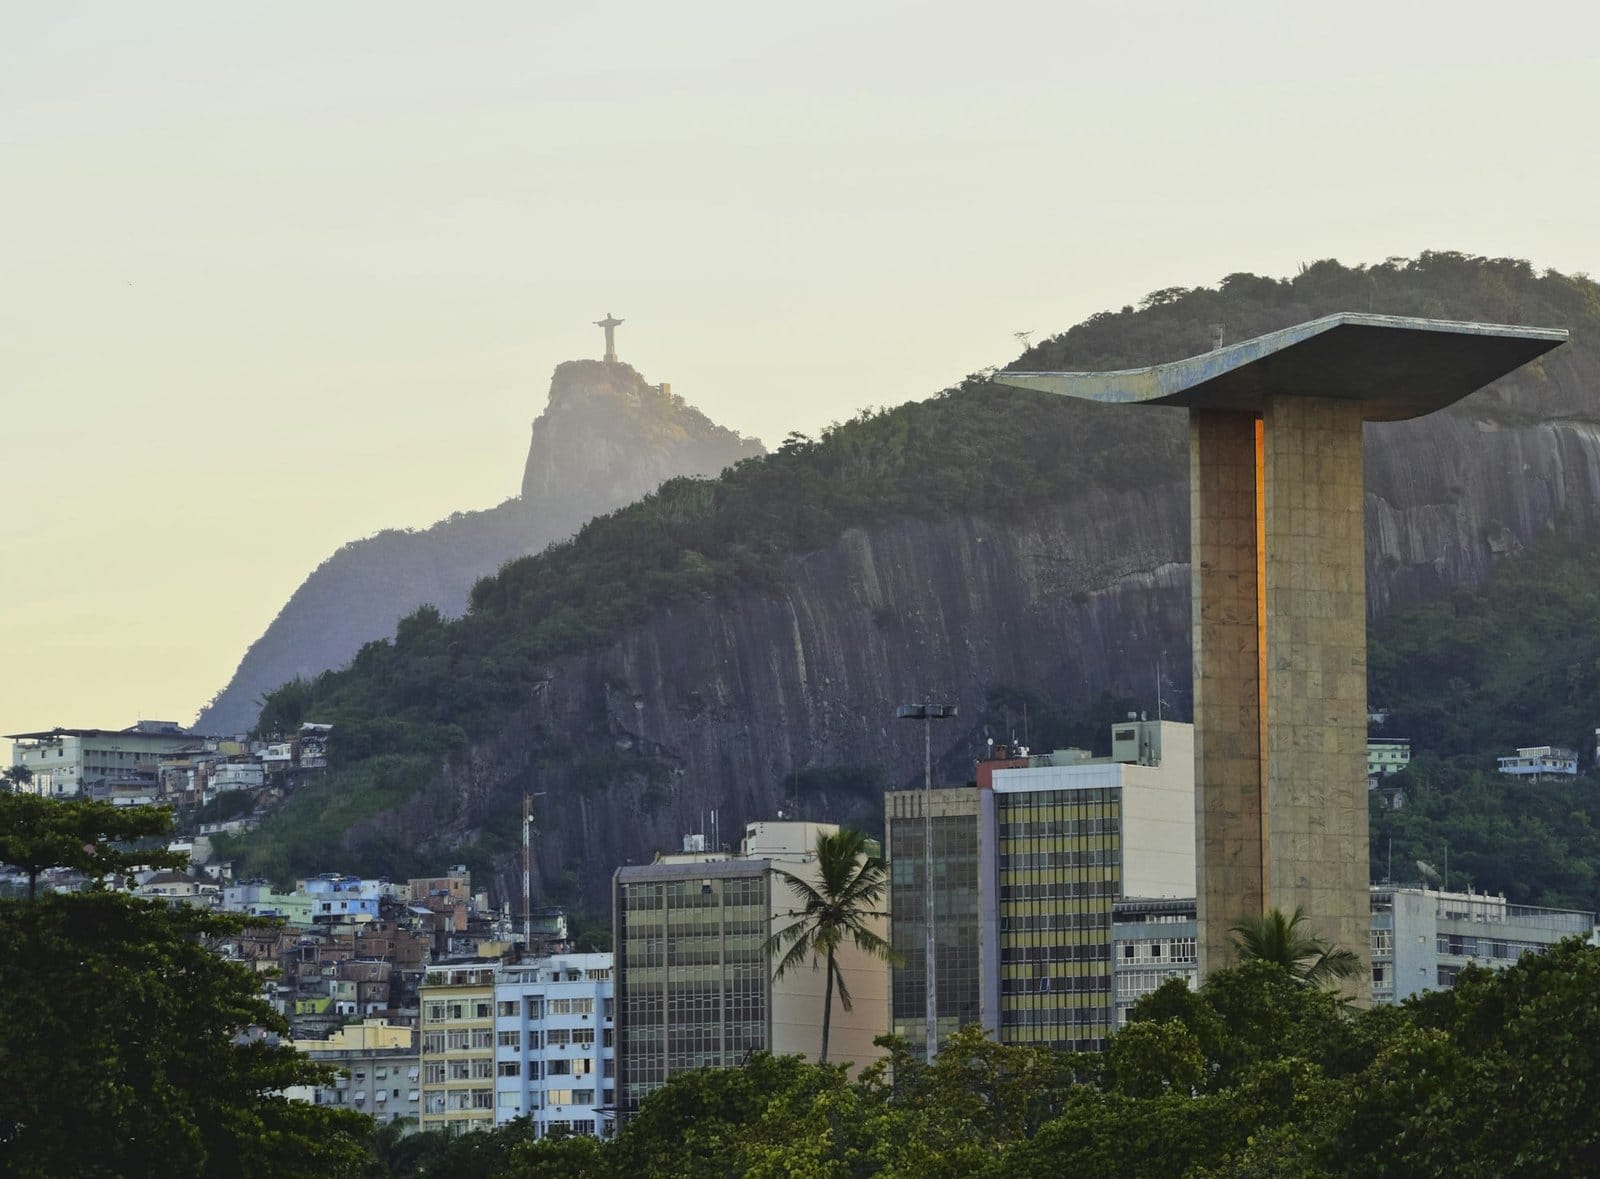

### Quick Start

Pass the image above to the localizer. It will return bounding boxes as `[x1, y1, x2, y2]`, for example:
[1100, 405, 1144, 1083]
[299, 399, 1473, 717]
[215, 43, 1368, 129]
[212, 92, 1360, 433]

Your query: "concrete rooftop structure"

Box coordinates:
[996, 312, 1565, 1003]
[994, 312, 1566, 420]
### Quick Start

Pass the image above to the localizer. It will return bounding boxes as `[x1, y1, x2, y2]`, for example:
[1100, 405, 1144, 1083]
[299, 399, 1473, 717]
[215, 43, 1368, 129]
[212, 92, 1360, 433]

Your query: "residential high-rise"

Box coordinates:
[613, 821, 888, 1114]
[492, 951, 616, 1138]
[418, 961, 498, 1132]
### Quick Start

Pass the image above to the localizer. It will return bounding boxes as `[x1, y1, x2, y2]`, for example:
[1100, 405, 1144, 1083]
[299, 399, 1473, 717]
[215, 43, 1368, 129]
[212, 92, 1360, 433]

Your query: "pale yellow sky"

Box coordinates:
[4, 0, 1598, 745]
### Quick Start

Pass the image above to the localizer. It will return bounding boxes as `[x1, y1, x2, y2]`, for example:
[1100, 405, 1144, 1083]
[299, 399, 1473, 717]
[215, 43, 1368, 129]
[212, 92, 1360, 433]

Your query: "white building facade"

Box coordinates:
[1370, 885, 1593, 1003]
[493, 952, 615, 1138]
[1496, 746, 1579, 781]
[7, 724, 196, 797]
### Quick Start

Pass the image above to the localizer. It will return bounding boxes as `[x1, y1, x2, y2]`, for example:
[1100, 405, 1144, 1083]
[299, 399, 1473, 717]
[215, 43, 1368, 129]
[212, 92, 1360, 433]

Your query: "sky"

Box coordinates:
[4, 0, 1599, 746]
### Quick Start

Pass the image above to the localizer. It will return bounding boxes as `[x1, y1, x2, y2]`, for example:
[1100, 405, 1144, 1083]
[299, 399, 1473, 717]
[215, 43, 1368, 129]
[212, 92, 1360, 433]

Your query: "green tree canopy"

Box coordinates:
[0, 792, 185, 899]
[0, 891, 371, 1178]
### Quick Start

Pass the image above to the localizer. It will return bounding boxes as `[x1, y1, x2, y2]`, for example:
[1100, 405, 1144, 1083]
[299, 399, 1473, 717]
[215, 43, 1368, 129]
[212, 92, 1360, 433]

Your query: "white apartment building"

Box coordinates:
[1370, 885, 1594, 1003]
[493, 952, 616, 1138]
[1496, 745, 1579, 781]
[7, 723, 196, 797]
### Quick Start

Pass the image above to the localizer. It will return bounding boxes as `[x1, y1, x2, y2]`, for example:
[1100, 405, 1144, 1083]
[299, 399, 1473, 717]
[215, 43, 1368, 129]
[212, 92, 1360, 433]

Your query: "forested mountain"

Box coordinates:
[224, 253, 1600, 918]
[1368, 535, 1600, 912]
[195, 361, 762, 734]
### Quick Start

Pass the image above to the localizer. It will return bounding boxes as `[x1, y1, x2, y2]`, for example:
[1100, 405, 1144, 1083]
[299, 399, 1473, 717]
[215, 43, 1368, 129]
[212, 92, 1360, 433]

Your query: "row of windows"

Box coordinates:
[999, 975, 1112, 995]
[997, 789, 1117, 810]
[1119, 937, 1197, 964]
[999, 849, 1120, 870]
[422, 1059, 494, 1082]
[998, 818, 1119, 838]
[999, 942, 1110, 963]
[1000, 1005, 1112, 1025]
[1437, 934, 1546, 961]
[1000, 911, 1112, 933]
[1114, 967, 1194, 1000]
[421, 1029, 495, 1053]
[499, 1028, 612, 1050]
[425, 1000, 492, 1023]
[1000, 880, 1119, 902]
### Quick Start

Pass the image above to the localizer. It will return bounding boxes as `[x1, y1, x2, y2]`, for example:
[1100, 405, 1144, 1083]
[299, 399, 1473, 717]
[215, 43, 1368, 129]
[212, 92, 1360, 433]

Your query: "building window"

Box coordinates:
[497, 1061, 521, 1077]
[498, 1031, 521, 1048]
[498, 1001, 519, 1017]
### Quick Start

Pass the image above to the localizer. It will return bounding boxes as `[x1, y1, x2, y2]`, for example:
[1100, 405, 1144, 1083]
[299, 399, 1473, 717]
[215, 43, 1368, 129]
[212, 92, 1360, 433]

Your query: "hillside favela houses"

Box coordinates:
[5, 719, 332, 813]
[7, 713, 1600, 1146]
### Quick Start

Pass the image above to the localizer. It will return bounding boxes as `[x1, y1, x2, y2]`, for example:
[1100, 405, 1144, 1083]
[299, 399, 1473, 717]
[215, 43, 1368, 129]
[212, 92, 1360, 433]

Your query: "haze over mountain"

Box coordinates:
[227, 254, 1600, 918]
[194, 361, 763, 734]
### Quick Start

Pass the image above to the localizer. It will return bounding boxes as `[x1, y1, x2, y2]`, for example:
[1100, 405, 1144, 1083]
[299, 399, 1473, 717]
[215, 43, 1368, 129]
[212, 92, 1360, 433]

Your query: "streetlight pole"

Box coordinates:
[897, 702, 957, 1063]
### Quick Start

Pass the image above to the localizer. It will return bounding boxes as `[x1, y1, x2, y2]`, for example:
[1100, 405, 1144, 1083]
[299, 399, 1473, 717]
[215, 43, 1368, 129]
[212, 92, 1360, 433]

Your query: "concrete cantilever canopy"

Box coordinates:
[992, 312, 1568, 421]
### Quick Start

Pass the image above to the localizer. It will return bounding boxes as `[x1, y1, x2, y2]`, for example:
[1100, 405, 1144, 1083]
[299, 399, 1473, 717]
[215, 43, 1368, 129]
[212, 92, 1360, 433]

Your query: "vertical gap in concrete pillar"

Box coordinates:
[1255, 414, 1270, 913]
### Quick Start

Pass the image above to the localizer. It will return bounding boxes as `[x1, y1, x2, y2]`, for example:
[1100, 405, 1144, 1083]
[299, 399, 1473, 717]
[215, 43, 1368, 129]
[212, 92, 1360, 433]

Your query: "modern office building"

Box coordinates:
[613, 821, 888, 1114]
[983, 720, 1194, 1052]
[418, 961, 498, 1133]
[492, 951, 616, 1138]
[886, 718, 1195, 1055]
[1370, 885, 1593, 1003]
[884, 785, 983, 1057]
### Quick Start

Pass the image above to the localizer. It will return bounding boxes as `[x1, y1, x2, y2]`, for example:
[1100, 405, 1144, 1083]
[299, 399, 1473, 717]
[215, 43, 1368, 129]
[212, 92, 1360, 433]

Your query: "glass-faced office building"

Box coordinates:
[885, 787, 982, 1057]
[613, 860, 771, 1109]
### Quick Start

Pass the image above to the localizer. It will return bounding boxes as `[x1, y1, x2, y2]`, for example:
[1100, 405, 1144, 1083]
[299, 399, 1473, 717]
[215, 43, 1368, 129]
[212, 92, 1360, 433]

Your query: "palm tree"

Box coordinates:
[1228, 906, 1361, 986]
[764, 827, 902, 1063]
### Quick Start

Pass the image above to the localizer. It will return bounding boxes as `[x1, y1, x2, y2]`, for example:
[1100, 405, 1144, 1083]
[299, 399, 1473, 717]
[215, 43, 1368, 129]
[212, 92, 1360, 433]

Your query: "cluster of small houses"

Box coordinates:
[4, 720, 332, 823]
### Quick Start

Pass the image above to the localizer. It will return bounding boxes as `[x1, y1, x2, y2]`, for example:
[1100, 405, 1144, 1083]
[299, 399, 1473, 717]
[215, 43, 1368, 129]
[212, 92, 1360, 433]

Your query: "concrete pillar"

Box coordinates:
[1262, 395, 1371, 999]
[1192, 398, 1372, 1002]
[1191, 410, 1265, 977]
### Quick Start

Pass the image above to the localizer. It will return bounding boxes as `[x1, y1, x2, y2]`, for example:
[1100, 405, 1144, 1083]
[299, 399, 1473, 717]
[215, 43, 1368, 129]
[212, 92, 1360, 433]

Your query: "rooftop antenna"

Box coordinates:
[1013, 329, 1034, 351]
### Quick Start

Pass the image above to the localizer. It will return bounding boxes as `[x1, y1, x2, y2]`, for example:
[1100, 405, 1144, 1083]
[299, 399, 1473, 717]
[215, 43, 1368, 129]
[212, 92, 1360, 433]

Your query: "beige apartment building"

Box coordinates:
[418, 962, 498, 1132]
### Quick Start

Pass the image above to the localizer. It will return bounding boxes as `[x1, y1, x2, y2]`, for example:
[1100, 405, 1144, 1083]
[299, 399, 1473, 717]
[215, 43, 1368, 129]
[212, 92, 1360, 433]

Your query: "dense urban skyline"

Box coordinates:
[6, 1, 1600, 741]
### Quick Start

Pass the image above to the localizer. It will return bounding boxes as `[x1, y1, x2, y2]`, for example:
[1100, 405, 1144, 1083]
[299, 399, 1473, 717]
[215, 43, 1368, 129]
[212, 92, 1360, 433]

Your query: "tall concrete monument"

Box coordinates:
[595, 312, 624, 363]
[996, 313, 1565, 1000]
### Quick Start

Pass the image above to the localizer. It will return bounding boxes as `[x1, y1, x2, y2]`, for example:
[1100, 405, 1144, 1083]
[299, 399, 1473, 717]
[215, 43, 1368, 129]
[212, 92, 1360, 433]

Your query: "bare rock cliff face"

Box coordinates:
[195, 362, 763, 735]
[384, 404, 1600, 912]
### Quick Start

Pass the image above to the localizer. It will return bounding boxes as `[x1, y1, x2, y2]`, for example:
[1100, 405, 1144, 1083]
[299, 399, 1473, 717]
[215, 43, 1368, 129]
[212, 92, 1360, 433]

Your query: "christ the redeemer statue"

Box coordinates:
[595, 313, 623, 363]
